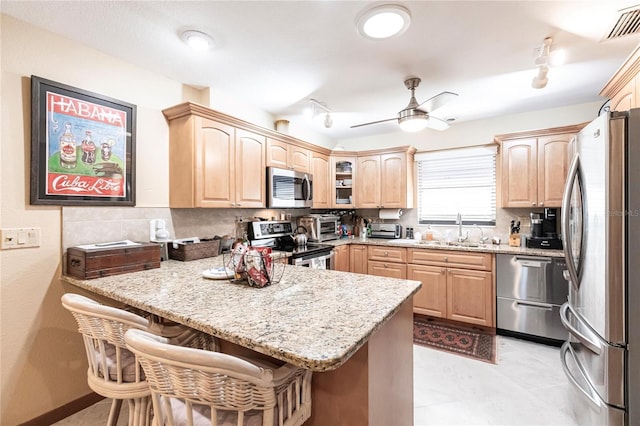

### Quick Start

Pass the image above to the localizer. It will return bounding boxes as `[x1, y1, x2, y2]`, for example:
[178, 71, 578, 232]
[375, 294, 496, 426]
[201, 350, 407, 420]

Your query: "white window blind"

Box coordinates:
[416, 146, 497, 225]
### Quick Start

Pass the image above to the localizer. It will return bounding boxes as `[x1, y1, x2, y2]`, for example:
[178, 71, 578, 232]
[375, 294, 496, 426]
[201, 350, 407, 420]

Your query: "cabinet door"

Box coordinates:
[501, 138, 537, 208]
[537, 134, 572, 208]
[332, 157, 356, 208]
[610, 78, 636, 112]
[368, 260, 407, 279]
[196, 119, 235, 207]
[380, 152, 407, 208]
[349, 244, 368, 274]
[290, 146, 310, 173]
[266, 138, 289, 169]
[356, 155, 381, 208]
[311, 152, 331, 209]
[447, 268, 494, 327]
[407, 264, 447, 318]
[235, 129, 266, 208]
[333, 244, 350, 272]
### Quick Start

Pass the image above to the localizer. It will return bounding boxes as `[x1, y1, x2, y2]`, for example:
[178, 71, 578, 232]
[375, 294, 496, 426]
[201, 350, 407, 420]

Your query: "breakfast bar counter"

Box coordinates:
[62, 257, 421, 425]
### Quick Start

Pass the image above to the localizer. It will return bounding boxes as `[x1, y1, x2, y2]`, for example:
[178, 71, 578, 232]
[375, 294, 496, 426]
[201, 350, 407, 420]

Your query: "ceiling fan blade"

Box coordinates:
[426, 116, 450, 131]
[418, 91, 458, 112]
[350, 117, 397, 129]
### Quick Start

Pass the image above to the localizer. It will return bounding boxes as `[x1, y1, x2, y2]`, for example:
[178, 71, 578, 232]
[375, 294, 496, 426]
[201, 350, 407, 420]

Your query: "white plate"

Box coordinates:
[202, 267, 234, 280]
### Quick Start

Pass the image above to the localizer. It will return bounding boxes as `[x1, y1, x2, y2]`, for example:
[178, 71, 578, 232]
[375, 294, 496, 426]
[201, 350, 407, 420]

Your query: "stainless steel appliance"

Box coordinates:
[296, 214, 340, 242]
[267, 167, 312, 208]
[370, 223, 402, 239]
[496, 254, 568, 342]
[526, 208, 563, 249]
[559, 110, 640, 425]
[247, 220, 334, 269]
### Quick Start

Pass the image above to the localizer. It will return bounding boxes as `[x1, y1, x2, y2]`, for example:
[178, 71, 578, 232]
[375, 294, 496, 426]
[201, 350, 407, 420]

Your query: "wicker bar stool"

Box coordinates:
[62, 293, 221, 426]
[124, 328, 313, 426]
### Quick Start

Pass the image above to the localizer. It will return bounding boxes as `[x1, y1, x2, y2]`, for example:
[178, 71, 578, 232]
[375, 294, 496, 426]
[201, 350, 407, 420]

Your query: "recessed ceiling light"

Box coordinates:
[180, 30, 215, 51]
[356, 5, 411, 40]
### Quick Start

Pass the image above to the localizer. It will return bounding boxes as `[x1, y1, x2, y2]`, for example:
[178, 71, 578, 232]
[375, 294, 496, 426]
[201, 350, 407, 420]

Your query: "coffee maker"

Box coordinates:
[526, 208, 563, 249]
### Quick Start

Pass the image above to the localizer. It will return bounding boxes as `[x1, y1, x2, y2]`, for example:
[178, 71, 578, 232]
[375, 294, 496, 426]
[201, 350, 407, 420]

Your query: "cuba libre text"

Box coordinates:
[48, 174, 123, 197]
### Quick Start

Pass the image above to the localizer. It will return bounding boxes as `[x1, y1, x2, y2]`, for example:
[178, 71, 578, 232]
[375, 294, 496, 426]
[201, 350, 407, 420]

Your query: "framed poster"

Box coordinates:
[30, 75, 136, 205]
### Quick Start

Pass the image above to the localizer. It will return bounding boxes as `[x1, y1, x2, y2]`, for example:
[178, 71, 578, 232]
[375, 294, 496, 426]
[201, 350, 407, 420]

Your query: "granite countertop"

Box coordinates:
[326, 237, 565, 258]
[62, 257, 421, 372]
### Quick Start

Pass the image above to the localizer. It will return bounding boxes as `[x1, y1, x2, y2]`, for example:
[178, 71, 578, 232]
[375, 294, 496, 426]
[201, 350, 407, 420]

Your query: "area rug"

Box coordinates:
[413, 315, 497, 364]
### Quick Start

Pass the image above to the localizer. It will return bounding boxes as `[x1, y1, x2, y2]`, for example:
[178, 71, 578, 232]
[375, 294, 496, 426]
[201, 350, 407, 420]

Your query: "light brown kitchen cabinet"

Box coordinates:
[601, 44, 640, 112]
[333, 244, 350, 272]
[407, 248, 494, 327]
[349, 244, 368, 274]
[355, 149, 415, 209]
[368, 246, 407, 279]
[163, 111, 265, 208]
[311, 152, 331, 209]
[497, 125, 585, 208]
[267, 138, 310, 173]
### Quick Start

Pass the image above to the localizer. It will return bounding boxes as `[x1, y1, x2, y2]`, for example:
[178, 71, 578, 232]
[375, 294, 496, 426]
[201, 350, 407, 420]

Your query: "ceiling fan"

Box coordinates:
[351, 77, 458, 132]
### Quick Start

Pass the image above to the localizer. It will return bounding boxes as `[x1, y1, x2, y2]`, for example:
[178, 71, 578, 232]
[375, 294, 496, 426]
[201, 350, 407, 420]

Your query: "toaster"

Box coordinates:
[370, 223, 402, 239]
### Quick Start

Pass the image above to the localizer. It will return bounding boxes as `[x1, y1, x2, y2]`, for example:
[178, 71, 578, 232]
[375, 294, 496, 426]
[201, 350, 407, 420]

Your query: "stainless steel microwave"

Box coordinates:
[267, 167, 313, 208]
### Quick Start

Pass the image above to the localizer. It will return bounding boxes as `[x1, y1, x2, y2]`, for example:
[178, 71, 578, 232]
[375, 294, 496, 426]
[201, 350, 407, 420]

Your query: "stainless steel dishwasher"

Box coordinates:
[496, 254, 568, 342]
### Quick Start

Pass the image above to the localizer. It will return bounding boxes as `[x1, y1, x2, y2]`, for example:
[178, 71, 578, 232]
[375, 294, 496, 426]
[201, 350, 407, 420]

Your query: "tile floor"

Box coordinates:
[54, 336, 577, 426]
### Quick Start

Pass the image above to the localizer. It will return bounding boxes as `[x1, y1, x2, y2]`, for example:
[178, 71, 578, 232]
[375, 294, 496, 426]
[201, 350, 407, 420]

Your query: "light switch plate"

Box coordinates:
[1, 227, 41, 249]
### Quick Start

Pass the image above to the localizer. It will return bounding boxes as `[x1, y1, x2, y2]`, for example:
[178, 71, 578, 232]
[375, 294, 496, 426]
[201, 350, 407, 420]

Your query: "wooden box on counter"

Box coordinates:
[168, 239, 220, 261]
[66, 243, 161, 279]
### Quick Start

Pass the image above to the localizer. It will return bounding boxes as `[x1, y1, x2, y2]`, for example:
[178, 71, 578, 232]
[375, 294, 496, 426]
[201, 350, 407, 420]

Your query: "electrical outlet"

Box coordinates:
[1, 227, 41, 249]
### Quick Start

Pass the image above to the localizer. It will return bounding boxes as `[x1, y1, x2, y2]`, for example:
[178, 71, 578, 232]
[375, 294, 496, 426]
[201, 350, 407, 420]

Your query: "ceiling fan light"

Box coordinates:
[399, 116, 429, 132]
[357, 5, 411, 40]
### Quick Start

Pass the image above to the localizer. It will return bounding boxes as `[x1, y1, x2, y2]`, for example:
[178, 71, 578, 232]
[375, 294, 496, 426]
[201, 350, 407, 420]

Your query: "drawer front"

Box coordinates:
[368, 246, 407, 263]
[368, 260, 407, 279]
[408, 248, 492, 271]
[497, 297, 567, 341]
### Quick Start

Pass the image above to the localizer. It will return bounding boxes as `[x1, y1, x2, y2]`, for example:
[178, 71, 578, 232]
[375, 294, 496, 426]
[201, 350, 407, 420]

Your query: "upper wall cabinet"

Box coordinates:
[496, 125, 586, 208]
[601, 44, 640, 112]
[266, 138, 310, 173]
[311, 152, 331, 209]
[355, 148, 415, 209]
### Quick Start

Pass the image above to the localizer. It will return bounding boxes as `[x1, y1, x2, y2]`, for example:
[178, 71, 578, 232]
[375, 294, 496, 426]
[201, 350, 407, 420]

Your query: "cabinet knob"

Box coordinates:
[444, 256, 448, 262]
[441, 268, 446, 274]
[539, 202, 544, 206]
[532, 202, 536, 206]
[236, 203, 242, 207]
[448, 269, 452, 275]
[384, 251, 388, 256]
[384, 263, 388, 268]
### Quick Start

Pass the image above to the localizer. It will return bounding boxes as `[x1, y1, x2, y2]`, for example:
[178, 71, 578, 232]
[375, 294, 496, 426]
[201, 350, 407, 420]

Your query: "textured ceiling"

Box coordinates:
[2, 0, 639, 140]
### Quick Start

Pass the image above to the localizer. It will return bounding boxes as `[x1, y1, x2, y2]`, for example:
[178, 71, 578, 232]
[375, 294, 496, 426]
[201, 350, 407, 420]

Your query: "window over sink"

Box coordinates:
[416, 145, 497, 226]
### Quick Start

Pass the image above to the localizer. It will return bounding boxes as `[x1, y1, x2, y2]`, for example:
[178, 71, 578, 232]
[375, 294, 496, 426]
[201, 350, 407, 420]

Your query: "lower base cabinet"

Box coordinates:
[349, 244, 368, 274]
[333, 244, 350, 272]
[407, 249, 495, 327]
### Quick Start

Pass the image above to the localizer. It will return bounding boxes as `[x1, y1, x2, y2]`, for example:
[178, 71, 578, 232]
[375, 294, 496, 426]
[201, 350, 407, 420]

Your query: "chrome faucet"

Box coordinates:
[456, 213, 468, 243]
[475, 224, 489, 245]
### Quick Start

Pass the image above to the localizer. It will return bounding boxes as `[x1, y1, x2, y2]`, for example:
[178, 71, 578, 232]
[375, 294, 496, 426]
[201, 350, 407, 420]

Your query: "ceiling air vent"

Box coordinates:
[606, 6, 640, 40]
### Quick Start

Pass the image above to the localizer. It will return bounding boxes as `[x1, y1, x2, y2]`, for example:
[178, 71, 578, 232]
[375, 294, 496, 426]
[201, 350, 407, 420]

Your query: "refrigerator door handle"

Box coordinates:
[560, 302, 602, 355]
[560, 342, 604, 409]
[561, 153, 581, 292]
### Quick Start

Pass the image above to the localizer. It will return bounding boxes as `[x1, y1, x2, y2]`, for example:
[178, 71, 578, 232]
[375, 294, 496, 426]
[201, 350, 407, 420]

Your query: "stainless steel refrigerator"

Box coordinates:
[559, 109, 640, 425]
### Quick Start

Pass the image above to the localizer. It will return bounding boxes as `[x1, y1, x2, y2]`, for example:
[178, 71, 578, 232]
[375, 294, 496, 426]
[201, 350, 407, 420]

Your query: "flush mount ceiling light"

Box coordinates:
[356, 4, 411, 40]
[180, 30, 215, 51]
[531, 37, 565, 89]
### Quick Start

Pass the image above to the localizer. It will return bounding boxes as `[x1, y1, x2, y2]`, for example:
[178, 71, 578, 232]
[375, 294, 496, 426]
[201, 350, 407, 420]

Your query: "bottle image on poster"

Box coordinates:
[59, 122, 77, 169]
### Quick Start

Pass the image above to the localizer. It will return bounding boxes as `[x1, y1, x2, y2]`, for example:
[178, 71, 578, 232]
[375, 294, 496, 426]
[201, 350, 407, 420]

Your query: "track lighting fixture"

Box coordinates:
[308, 99, 333, 128]
[531, 37, 564, 89]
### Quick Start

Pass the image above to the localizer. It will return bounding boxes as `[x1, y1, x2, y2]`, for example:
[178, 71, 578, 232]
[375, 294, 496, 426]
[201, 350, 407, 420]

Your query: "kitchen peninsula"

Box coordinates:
[62, 257, 421, 426]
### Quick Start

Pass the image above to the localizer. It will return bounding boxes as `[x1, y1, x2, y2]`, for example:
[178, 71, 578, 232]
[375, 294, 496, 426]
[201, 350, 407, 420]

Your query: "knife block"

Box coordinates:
[508, 233, 521, 247]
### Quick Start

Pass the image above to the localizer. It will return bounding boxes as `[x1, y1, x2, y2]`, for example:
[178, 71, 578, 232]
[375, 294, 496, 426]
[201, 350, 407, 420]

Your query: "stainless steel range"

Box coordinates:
[247, 220, 335, 269]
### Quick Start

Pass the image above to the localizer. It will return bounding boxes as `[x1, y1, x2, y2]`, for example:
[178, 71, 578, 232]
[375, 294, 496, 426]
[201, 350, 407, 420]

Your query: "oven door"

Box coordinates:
[292, 251, 335, 270]
[268, 167, 312, 208]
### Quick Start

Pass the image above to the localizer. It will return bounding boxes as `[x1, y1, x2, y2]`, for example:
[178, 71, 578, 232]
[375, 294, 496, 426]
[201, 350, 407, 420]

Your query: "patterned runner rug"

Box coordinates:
[413, 314, 497, 364]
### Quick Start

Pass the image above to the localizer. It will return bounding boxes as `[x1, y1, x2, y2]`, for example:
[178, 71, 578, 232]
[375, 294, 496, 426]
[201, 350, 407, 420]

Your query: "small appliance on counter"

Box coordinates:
[525, 208, 563, 250]
[370, 223, 402, 239]
[296, 214, 339, 242]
